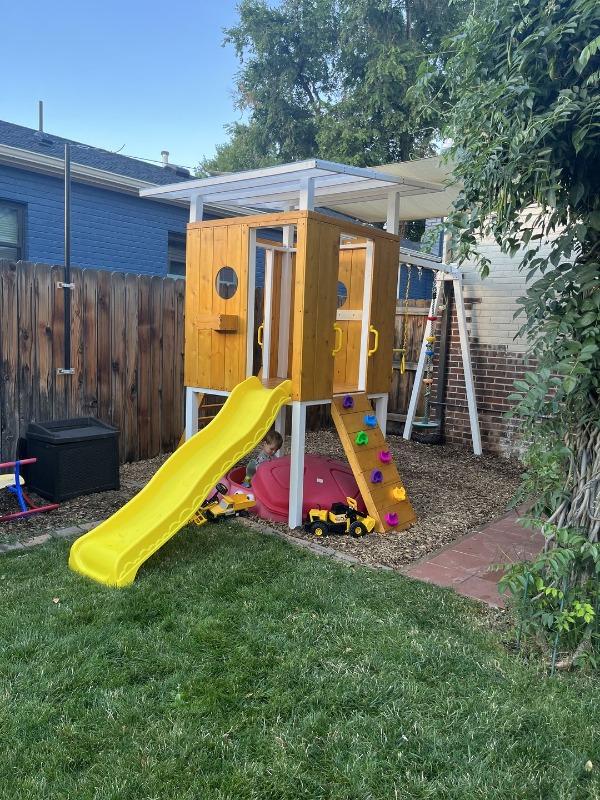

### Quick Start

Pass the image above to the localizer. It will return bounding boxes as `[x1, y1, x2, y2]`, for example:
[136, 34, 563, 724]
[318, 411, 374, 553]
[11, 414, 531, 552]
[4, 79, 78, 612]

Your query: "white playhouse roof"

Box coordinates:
[140, 156, 459, 224]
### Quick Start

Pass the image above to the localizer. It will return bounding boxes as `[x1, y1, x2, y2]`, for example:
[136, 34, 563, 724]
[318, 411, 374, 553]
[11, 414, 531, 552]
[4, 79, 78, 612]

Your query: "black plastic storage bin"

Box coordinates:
[25, 418, 120, 502]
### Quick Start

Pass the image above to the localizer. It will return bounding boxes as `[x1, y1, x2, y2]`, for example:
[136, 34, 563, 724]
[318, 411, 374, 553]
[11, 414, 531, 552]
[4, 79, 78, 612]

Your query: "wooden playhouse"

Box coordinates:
[140, 160, 452, 532]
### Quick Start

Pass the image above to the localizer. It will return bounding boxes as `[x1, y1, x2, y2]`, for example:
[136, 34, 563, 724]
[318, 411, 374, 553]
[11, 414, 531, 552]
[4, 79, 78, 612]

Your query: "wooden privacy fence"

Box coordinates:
[0, 260, 430, 464]
[0, 260, 185, 463]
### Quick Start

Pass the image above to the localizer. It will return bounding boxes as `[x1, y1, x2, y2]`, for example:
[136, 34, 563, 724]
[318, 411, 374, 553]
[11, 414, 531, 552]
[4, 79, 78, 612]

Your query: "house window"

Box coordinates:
[0, 201, 24, 261]
[168, 232, 186, 277]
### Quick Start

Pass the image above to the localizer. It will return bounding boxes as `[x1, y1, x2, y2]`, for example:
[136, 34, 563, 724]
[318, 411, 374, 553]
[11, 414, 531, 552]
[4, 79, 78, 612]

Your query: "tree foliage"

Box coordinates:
[414, 0, 600, 665]
[200, 0, 467, 173]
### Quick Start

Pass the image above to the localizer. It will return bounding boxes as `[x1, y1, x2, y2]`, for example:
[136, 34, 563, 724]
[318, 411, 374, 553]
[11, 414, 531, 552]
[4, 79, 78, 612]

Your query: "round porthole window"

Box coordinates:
[337, 281, 348, 308]
[215, 266, 238, 300]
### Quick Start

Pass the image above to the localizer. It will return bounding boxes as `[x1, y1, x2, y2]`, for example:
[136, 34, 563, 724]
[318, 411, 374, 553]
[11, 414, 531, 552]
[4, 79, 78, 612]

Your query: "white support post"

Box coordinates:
[299, 177, 315, 211]
[189, 194, 203, 223]
[373, 394, 388, 437]
[358, 240, 375, 391]
[289, 401, 306, 528]
[277, 223, 294, 378]
[454, 277, 483, 456]
[403, 271, 444, 440]
[184, 388, 200, 441]
[262, 248, 274, 380]
[246, 228, 257, 377]
[274, 406, 286, 456]
[386, 191, 401, 236]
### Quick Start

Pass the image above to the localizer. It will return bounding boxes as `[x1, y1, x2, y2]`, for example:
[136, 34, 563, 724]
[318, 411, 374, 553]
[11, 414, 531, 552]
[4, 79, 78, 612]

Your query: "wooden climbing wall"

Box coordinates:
[331, 392, 416, 533]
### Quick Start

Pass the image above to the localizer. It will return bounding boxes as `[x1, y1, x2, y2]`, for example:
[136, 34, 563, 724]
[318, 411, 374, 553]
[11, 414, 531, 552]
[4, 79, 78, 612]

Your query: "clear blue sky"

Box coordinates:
[2, 0, 245, 169]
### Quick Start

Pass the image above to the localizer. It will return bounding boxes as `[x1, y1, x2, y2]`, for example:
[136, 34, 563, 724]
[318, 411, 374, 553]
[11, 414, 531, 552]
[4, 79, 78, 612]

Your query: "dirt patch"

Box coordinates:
[1, 431, 521, 567]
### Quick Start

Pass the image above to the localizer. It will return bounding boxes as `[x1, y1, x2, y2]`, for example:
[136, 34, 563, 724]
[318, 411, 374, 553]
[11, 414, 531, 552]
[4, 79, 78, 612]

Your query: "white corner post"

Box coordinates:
[277, 208, 294, 379]
[372, 394, 388, 437]
[274, 406, 286, 457]
[185, 388, 200, 441]
[189, 193, 204, 223]
[299, 177, 315, 211]
[262, 248, 274, 380]
[453, 277, 483, 456]
[289, 401, 306, 528]
[386, 190, 401, 236]
[358, 240, 375, 392]
[246, 228, 257, 377]
[403, 270, 444, 441]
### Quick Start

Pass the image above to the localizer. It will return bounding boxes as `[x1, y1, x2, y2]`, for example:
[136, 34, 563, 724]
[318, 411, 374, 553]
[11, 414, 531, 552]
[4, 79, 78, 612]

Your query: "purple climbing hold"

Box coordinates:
[364, 414, 377, 428]
[371, 469, 383, 484]
[385, 512, 399, 527]
[379, 450, 392, 464]
[342, 395, 354, 409]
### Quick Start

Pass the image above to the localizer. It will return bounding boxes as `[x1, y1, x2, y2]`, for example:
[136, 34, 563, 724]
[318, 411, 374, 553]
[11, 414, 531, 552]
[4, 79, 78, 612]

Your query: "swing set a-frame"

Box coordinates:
[396, 245, 482, 456]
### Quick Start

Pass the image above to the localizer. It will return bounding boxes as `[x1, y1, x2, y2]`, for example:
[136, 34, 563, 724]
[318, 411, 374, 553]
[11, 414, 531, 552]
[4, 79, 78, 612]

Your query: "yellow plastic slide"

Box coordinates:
[69, 377, 291, 588]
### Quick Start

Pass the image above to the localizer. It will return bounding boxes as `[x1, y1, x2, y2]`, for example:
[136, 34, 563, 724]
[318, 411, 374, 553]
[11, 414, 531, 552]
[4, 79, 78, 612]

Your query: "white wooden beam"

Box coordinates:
[358, 240, 375, 391]
[262, 249, 274, 380]
[386, 191, 401, 235]
[454, 277, 483, 456]
[277, 223, 294, 378]
[372, 394, 388, 438]
[189, 194, 203, 222]
[299, 177, 315, 210]
[184, 388, 200, 440]
[289, 401, 306, 528]
[246, 228, 257, 377]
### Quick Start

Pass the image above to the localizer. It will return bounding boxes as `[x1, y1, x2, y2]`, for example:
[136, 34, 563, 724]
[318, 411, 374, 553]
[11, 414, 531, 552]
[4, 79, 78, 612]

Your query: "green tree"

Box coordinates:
[200, 0, 467, 173]
[415, 0, 600, 663]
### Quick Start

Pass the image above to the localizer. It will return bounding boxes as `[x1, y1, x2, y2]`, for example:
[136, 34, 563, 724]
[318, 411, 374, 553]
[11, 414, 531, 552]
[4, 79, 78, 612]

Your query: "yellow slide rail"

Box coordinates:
[69, 377, 291, 588]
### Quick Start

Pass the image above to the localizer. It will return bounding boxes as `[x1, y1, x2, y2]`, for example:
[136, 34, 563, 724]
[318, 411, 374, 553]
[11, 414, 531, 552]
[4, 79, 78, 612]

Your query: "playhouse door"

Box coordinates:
[366, 238, 400, 395]
[334, 241, 373, 394]
[256, 245, 295, 384]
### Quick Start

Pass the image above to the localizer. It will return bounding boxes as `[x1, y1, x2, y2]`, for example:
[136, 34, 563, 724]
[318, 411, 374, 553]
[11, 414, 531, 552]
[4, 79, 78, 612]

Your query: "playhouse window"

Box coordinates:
[215, 266, 238, 299]
[337, 281, 348, 308]
[167, 232, 186, 277]
[0, 201, 24, 260]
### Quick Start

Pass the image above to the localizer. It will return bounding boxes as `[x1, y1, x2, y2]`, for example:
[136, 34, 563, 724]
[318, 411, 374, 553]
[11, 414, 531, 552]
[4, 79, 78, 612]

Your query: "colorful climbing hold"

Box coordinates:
[392, 486, 407, 502]
[364, 413, 377, 428]
[342, 395, 354, 409]
[427, 316, 438, 322]
[385, 512, 399, 527]
[355, 431, 369, 446]
[370, 469, 383, 484]
[425, 349, 434, 357]
[379, 450, 392, 464]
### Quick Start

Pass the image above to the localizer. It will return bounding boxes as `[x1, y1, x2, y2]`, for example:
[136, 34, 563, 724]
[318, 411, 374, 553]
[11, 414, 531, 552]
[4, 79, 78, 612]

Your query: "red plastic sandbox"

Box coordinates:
[225, 455, 365, 524]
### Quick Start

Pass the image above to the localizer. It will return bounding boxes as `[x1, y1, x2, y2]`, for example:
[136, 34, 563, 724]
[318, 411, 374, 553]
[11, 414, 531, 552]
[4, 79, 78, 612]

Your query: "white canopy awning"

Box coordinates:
[140, 156, 459, 223]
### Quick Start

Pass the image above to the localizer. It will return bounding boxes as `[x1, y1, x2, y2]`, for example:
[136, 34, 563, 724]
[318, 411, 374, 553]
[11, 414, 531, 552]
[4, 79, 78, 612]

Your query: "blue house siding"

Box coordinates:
[0, 163, 190, 274]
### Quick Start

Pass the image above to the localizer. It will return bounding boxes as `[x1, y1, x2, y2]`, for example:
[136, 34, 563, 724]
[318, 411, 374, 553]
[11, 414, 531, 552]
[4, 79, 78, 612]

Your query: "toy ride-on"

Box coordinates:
[191, 483, 255, 526]
[305, 497, 376, 538]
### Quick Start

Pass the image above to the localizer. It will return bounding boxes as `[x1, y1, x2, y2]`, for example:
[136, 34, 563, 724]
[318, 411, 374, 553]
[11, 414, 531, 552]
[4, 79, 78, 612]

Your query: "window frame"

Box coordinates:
[0, 199, 25, 261]
[167, 230, 186, 278]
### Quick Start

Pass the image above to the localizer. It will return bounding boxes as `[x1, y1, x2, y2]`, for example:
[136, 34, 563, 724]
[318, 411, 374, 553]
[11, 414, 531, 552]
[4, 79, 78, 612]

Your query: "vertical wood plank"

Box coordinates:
[149, 275, 163, 457]
[137, 275, 152, 459]
[51, 265, 68, 420]
[173, 276, 185, 438]
[17, 262, 34, 439]
[161, 278, 176, 452]
[124, 273, 139, 462]
[33, 263, 53, 424]
[110, 272, 127, 460]
[96, 269, 112, 424]
[68, 267, 84, 417]
[82, 269, 99, 416]
[0, 261, 18, 460]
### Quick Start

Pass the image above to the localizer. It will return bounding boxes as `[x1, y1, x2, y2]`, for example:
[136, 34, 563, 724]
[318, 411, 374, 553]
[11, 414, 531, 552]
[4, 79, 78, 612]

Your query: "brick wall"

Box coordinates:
[434, 238, 546, 456]
[0, 163, 189, 275]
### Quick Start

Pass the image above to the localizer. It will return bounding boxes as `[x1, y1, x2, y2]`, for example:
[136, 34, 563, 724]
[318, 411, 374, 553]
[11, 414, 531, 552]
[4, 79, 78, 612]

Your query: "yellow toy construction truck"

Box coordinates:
[305, 497, 376, 537]
[192, 483, 255, 526]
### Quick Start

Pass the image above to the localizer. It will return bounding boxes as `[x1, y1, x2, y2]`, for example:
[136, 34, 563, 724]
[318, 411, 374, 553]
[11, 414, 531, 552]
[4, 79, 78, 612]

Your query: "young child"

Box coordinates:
[243, 430, 283, 486]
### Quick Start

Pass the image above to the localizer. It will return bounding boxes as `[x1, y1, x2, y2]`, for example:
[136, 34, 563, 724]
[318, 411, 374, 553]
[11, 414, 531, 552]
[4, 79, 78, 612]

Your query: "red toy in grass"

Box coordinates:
[225, 455, 366, 524]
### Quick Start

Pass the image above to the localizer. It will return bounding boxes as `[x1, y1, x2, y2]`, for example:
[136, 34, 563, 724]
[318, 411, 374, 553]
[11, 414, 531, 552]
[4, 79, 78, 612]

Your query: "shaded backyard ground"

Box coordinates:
[0, 432, 522, 571]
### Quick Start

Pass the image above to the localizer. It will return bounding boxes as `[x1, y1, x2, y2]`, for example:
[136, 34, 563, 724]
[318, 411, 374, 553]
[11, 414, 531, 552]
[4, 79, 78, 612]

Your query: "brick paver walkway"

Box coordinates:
[402, 511, 544, 607]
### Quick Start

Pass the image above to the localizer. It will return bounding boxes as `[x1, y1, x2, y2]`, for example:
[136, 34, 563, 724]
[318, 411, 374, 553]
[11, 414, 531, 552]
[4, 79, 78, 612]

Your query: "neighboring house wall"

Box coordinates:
[441, 238, 537, 456]
[0, 163, 190, 274]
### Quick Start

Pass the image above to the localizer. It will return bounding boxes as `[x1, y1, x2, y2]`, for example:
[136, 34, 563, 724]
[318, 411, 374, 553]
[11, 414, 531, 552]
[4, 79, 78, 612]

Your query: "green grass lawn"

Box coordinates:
[0, 523, 598, 800]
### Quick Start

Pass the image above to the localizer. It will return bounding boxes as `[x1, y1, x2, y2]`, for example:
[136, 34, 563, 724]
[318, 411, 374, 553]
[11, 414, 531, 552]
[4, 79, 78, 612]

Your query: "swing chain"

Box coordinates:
[398, 265, 412, 375]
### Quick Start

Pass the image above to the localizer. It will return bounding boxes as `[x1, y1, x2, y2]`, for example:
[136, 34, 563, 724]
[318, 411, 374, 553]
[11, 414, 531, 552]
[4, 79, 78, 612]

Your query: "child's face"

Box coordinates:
[263, 441, 279, 456]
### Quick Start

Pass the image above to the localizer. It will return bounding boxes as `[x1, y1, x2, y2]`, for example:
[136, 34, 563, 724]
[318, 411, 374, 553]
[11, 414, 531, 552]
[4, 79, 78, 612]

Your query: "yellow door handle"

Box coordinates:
[368, 325, 379, 356]
[257, 323, 264, 347]
[332, 324, 343, 356]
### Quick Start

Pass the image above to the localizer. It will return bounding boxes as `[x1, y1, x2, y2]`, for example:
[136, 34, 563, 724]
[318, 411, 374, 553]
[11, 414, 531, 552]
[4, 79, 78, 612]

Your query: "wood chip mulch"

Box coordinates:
[1, 432, 522, 569]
